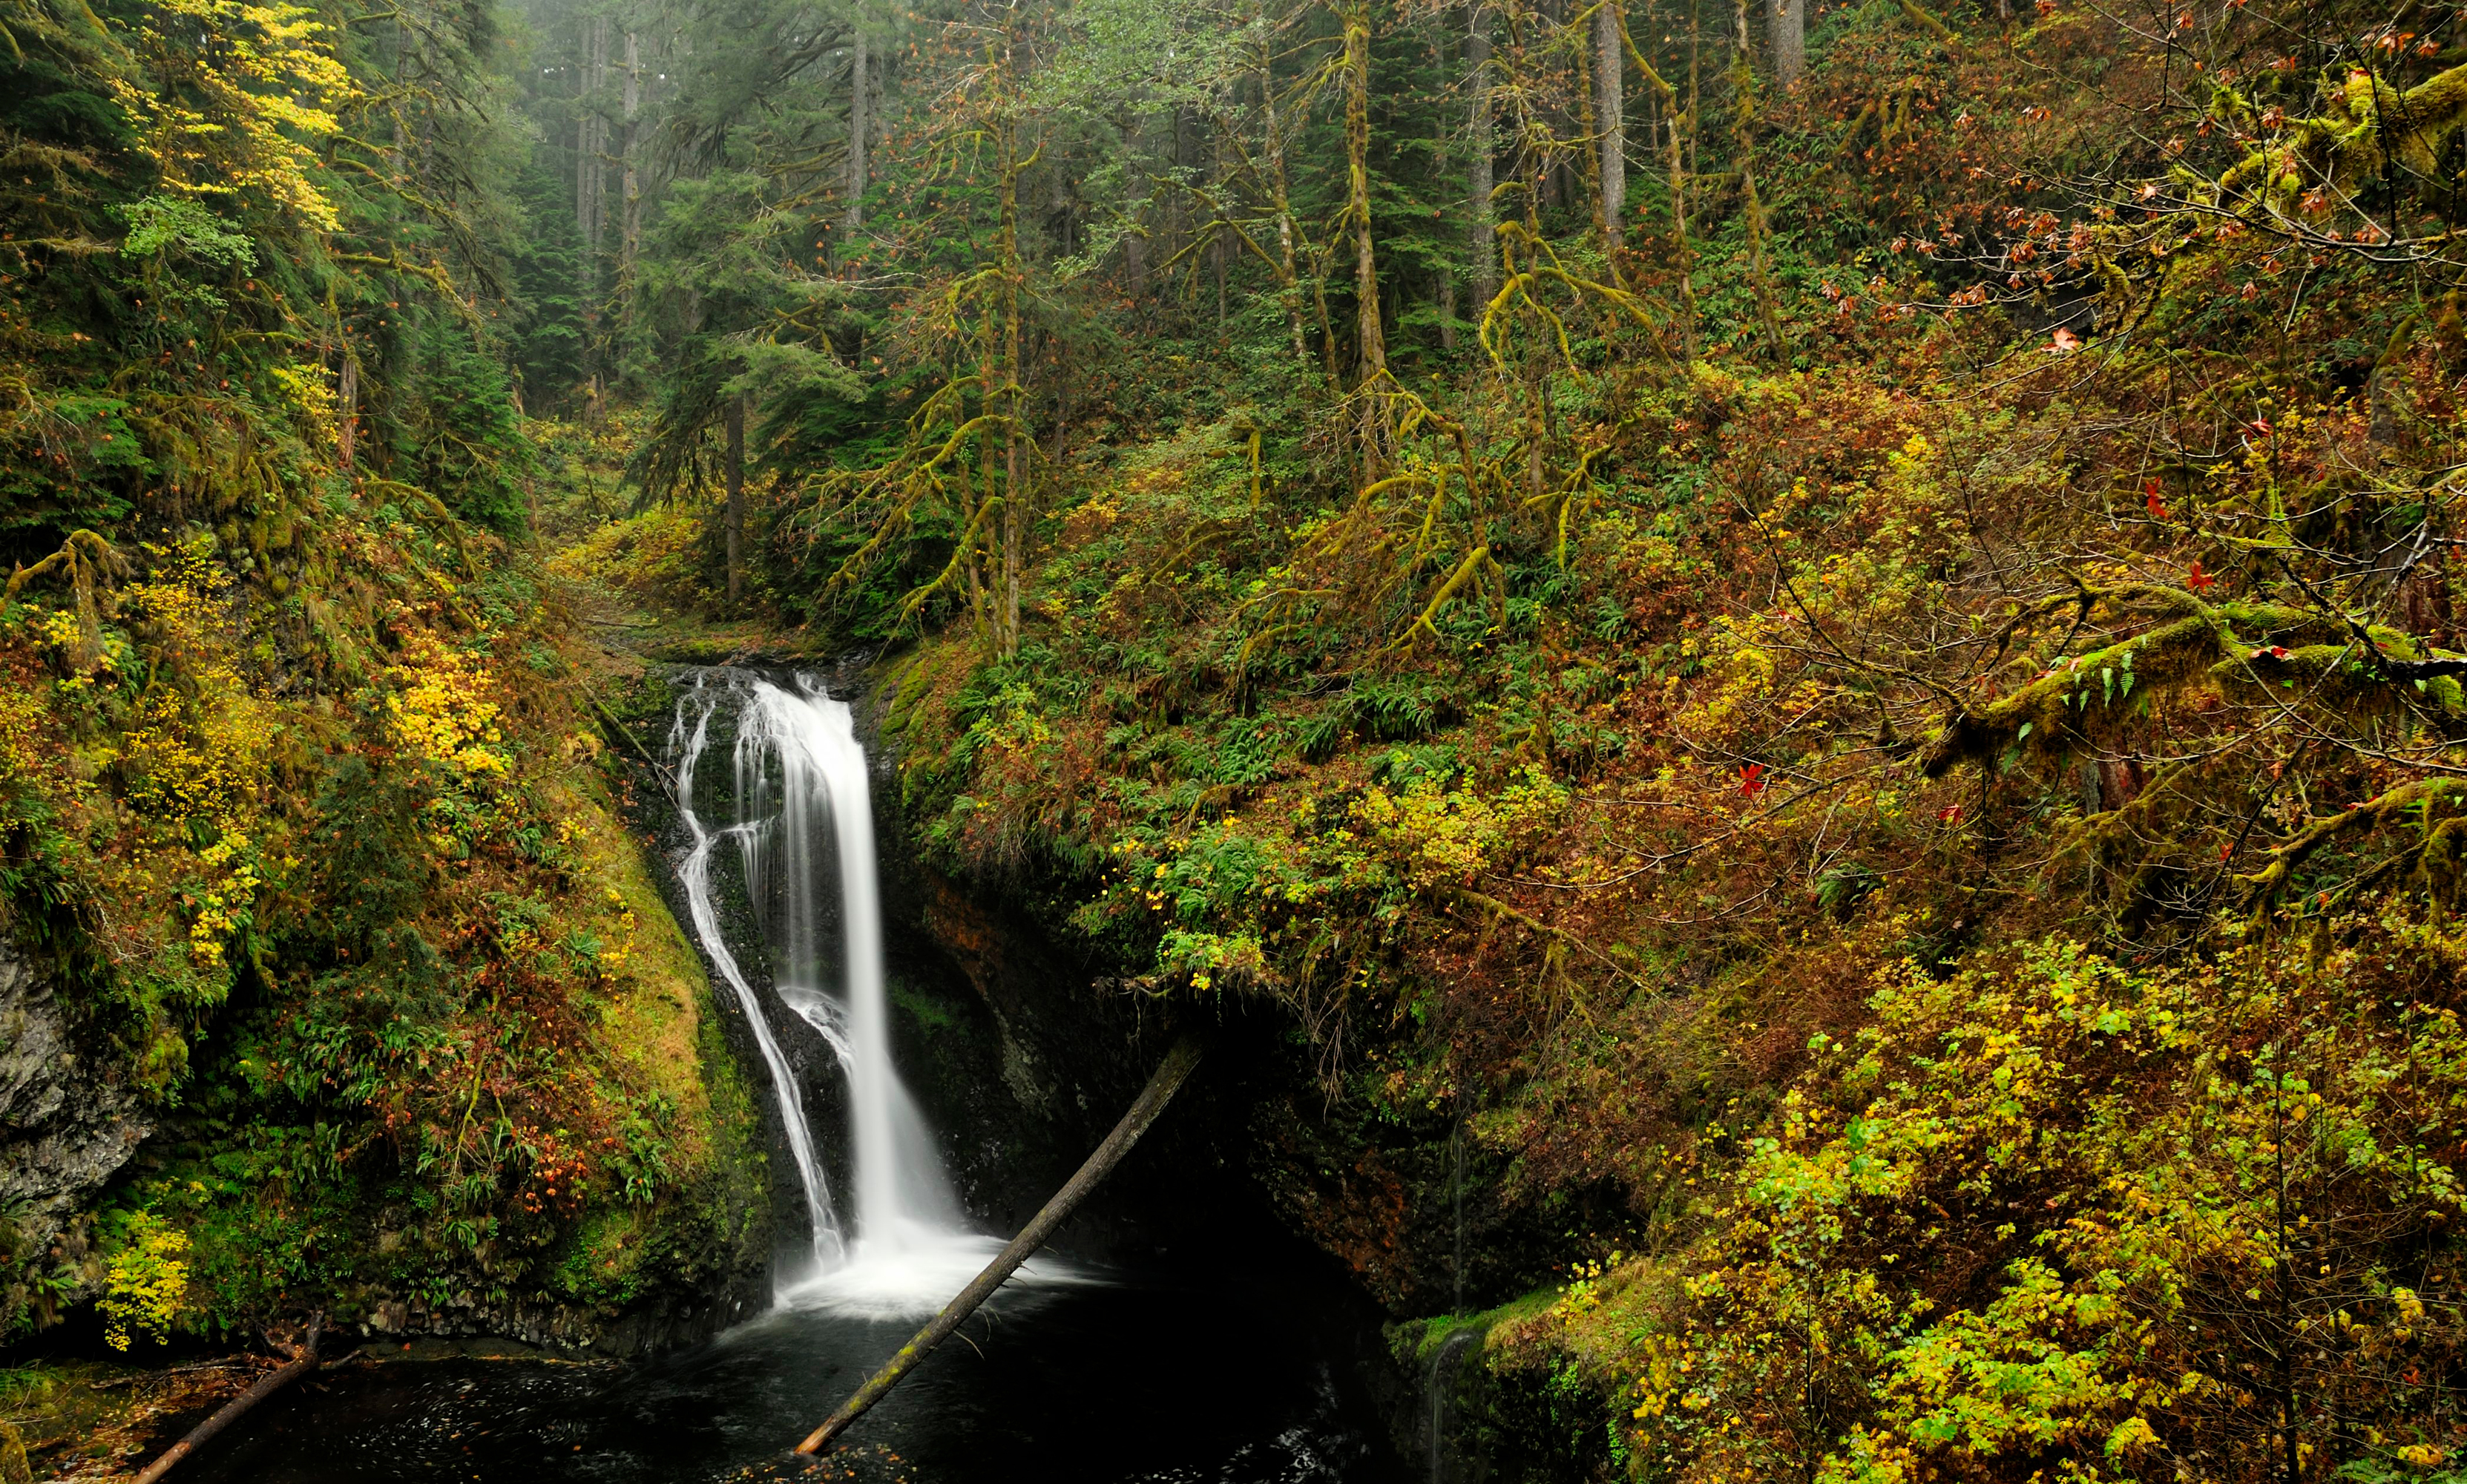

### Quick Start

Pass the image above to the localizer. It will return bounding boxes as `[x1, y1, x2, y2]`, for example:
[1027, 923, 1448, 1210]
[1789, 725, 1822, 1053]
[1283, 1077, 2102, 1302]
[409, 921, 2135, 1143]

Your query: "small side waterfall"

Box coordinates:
[1425, 1328, 1476, 1484]
[671, 669, 1034, 1318]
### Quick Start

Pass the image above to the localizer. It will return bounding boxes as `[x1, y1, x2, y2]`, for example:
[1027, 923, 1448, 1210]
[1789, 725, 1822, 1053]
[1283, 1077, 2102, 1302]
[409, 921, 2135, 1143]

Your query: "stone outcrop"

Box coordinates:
[0, 932, 151, 1318]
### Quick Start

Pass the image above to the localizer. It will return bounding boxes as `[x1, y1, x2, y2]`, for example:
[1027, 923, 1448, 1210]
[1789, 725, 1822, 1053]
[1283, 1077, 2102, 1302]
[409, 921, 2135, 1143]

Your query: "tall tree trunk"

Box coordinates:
[953, 392, 988, 642]
[574, 48, 592, 279]
[1577, 5, 1606, 247]
[1343, 1, 1384, 384]
[1169, 105, 1194, 290]
[579, 19, 605, 268]
[724, 393, 746, 603]
[1342, 0, 1389, 478]
[622, 30, 642, 274]
[1213, 108, 1230, 327]
[578, 16, 606, 411]
[1505, 1, 1543, 234]
[1769, 0, 1804, 85]
[1727, 27, 1784, 355]
[337, 354, 358, 472]
[1123, 119, 1148, 297]
[1468, 2, 1496, 308]
[846, 16, 869, 236]
[1595, 0, 1625, 253]
[995, 93, 1028, 658]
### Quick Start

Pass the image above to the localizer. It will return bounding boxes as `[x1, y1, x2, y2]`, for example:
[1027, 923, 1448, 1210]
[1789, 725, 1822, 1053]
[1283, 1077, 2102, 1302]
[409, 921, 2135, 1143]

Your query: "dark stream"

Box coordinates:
[185, 1243, 1405, 1484]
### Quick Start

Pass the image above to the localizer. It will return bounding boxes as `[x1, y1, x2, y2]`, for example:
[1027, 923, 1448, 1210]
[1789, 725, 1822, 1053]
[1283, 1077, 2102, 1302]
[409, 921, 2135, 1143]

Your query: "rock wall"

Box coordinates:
[0, 933, 150, 1325]
[338, 1262, 774, 1356]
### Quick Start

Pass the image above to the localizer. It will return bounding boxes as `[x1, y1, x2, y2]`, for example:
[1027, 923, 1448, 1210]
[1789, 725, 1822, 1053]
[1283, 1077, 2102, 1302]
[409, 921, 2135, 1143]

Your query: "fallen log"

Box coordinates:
[132, 1317, 322, 1484]
[795, 1031, 1206, 1455]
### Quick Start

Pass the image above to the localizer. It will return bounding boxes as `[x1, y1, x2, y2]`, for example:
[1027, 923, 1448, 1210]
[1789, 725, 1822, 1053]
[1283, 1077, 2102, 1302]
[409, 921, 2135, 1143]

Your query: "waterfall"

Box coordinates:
[671, 683, 845, 1273]
[1425, 1329, 1476, 1484]
[730, 679, 964, 1250]
[671, 669, 1031, 1319]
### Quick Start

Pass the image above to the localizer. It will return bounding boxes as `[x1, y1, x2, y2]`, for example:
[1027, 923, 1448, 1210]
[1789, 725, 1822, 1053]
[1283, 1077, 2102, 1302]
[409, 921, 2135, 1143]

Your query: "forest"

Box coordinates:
[7, 0, 2467, 1471]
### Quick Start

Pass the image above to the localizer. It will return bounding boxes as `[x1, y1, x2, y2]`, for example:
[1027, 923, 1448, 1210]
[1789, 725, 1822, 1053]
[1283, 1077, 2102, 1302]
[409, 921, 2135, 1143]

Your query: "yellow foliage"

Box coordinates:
[111, 0, 357, 229]
[1678, 617, 1780, 737]
[549, 503, 709, 606]
[116, 681, 266, 824]
[1350, 764, 1568, 890]
[386, 632, 511, 779]
[267, 361, 341, 445]
[184, 833, 260, 969]
[99, 1213, 190, 1351]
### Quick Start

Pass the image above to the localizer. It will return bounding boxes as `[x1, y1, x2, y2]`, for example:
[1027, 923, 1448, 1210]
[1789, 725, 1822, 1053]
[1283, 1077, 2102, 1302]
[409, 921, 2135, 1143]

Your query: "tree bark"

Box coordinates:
[1170, 104, 1195, 286]
[578, 16, 606, 407]
[336, 354, 358, 471]
[132, 1322, 321, 1484]
[1468, 2, 1496, 308]
[1664, 114, 1696, 358]
[796, 1034, 1206, 1457]
[724, 393, 746, 603]
[1123, 115, 1148, 296]
[1729, 28, 1784, 355]
[846, 16, 869, 237]
[1342, 0, 1390, 479]
[1595, 0, 1625, 252]
[621, 30, 642, 273]
[996, 101, 1026, 657]
[1343, 1, 1384, 383]
[579, 18, 605, 271]
[1770, 0, 1804, 87]
[1213, 109, 1230, 327]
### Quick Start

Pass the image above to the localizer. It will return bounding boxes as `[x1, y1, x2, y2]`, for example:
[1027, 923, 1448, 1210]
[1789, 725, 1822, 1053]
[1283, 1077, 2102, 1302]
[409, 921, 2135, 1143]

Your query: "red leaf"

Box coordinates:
[1739, 763, 1767, 796]
[1938, 803, 1964, 823]
[2186, 559, 2216, 590]
[2144, 479, 2169, 520]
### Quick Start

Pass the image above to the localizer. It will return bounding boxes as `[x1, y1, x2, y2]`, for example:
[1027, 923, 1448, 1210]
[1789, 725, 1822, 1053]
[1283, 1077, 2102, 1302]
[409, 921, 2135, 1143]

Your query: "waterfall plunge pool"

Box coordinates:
[180, 1237, 1405, 1483]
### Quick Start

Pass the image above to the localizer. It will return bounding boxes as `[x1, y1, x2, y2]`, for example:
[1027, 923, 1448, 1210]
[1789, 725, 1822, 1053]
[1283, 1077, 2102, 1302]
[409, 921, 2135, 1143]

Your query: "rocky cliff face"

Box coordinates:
[0, 933, 149, 1323]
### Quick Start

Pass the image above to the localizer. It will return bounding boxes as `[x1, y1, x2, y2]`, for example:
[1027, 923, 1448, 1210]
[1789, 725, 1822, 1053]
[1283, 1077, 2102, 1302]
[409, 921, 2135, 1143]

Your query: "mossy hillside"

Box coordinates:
[848, 263, 2467, 1482]
[1, 539, 770, 1347]
[0, 0, 774, 1353]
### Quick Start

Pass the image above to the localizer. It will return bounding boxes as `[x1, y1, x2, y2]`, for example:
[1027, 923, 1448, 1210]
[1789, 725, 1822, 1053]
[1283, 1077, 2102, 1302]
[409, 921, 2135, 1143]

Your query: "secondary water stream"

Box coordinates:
[186, 667, 1405, 1483]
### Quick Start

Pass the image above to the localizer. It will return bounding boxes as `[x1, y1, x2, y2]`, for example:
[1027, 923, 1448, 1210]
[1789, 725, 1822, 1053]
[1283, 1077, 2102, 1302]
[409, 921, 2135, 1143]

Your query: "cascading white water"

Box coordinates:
[673, 669, 1036, 1318]
[728, 680, 964, 1250]
[671, 683, 845, 1273]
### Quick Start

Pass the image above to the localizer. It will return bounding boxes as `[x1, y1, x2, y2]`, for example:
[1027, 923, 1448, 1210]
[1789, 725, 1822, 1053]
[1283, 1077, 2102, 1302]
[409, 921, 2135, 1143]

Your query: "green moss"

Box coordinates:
[1387, 1287, 1557, 1368]
[890, 976, 967, 1039]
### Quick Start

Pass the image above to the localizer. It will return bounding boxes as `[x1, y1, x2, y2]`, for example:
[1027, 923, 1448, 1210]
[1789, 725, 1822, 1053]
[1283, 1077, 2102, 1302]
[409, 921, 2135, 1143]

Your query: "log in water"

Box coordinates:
[796, 1031, 1206, 1455]
[133, 1320, 322, 1484]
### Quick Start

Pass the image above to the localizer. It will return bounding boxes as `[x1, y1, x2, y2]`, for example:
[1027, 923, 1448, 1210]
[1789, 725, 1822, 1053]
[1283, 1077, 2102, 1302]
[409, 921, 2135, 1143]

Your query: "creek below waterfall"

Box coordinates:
[178, 1242, 1399, 1483]
[186, 666, 1407, 1483]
